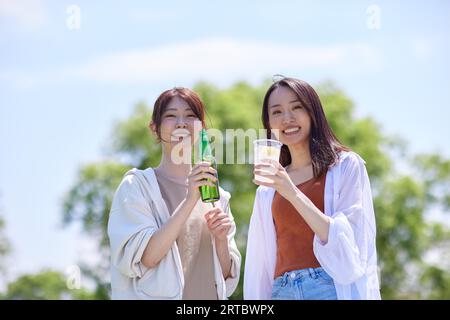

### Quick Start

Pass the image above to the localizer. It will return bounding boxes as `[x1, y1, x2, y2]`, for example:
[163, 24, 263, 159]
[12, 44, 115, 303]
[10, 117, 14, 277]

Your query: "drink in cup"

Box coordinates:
[253, 139, 282, 183]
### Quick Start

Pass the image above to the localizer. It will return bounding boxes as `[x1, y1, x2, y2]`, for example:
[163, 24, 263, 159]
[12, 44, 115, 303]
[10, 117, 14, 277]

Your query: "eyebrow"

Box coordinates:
[164, 107, 194, 112]
[269, 100, 300, 109]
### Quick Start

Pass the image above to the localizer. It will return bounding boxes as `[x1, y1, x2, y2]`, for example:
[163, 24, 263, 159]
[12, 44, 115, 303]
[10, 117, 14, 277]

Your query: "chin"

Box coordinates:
[281, 135, 308, 148]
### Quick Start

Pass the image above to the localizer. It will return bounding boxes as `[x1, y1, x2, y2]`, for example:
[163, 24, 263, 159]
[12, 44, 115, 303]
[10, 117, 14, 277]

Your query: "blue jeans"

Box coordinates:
[271, 267, 337, 300]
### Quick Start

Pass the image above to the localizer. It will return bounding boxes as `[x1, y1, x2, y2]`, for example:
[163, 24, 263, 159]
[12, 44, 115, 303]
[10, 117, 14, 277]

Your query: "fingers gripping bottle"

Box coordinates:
[198, 128, 220, 204]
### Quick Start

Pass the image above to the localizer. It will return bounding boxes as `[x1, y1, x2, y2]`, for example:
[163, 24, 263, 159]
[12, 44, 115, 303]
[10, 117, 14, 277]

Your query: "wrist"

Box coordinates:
[215, 237, 228, 246]
[186, 187, 199, 201]
[184, 194, 198, 209]
[285, 184, 300, 203]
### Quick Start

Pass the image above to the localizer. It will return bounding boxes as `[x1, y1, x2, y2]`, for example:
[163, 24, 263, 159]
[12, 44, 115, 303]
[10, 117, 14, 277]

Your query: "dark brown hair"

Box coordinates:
[262, 77, 350, 177]
[151, 87, 206, 142]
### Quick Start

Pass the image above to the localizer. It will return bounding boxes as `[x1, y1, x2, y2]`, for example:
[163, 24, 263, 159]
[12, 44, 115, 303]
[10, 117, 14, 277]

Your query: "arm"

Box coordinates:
[141, 162, 218, 268]
[205, 207, 232, 279]
[205, 195, 242, 290]
[215, 238, 232, 279]
[312, 154, 371, 284]
[286, 190, 331, 243]
[141, 197, 197, 268]
[253, 160, 330, 243]
[108, 172, 158, 278]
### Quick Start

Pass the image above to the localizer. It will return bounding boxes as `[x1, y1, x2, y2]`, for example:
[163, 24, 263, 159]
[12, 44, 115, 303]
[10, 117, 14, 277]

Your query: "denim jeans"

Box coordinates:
[271, 267, 337, 300]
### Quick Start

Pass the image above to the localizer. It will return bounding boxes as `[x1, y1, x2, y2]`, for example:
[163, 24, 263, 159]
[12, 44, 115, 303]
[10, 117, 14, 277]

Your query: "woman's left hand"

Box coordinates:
[205, 208, 232, 242]
[253, 160, 298, 201]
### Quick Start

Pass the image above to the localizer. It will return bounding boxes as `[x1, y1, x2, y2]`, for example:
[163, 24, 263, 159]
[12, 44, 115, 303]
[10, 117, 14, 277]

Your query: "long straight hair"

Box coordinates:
[262, 77, 350, 177]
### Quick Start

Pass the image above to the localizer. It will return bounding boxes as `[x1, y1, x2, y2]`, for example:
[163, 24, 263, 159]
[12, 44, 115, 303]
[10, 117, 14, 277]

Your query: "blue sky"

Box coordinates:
[0, 0, 449, 287]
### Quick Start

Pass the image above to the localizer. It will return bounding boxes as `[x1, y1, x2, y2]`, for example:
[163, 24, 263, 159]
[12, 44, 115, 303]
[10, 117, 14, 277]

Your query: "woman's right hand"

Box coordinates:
[186, 161, 218, 203]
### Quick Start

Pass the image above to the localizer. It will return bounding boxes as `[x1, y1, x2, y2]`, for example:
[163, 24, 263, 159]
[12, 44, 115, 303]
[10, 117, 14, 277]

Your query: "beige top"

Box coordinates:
[154, 170, 217, 300]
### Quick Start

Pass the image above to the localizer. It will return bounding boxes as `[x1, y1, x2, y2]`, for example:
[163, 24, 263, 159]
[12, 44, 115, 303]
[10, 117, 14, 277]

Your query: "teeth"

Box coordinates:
[283, 127, 300, 134]
[171, 131, 191, 142]
[172, 129, 191, 137]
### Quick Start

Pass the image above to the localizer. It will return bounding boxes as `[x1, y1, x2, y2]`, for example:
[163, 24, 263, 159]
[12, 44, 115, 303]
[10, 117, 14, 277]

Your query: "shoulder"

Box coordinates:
[120, 168, 143, 186]
[116, 167, 155, 195]
[121, 168, 139, 182]
[334, 151, 366, 173]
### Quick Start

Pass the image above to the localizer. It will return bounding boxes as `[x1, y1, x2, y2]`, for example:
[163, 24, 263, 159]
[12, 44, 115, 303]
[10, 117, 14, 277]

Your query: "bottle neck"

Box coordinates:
[200, 130, 212, 159]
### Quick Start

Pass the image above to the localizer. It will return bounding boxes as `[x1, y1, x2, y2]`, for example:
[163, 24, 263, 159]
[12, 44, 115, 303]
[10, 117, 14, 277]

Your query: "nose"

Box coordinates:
[176, 117, 187, 129]
[282, 111, 295, 124]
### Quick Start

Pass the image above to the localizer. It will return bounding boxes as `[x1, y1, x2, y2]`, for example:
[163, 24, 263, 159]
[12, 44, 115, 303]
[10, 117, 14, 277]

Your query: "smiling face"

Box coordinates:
[267, 86, 311, 147]
[150, 88, 206, 153]
[157, 96, 201, 147]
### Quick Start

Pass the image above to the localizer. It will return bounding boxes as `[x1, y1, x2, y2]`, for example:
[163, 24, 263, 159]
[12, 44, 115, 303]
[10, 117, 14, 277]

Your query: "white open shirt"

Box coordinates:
[244, 151, 381, 300]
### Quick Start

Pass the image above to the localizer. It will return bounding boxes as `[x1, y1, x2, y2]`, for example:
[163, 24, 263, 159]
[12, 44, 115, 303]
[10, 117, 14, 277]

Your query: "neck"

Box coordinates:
[156, 145, 192, 178]
[287, 141, 312, 170]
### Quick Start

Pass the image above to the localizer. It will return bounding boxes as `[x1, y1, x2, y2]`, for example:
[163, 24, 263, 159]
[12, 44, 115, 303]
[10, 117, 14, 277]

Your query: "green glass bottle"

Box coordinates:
[198, 129, 220, 203]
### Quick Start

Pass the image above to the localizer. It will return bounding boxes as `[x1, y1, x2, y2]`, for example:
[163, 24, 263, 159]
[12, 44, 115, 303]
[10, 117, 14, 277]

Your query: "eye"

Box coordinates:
[293, 105, 303, 110]
[187, 114, 197, 118]
[164, 114, 175, 118]
[271, 110, 281, 115]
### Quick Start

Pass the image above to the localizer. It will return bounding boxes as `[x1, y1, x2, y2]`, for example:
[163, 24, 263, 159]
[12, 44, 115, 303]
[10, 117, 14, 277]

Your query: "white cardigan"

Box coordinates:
[244, 151, 381, 300]
[108, 168, 241, 300]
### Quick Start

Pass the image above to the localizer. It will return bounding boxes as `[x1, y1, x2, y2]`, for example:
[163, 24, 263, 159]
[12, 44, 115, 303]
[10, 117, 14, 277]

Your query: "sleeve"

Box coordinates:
[219, 191, 242, 297]
[243, 190, 273, 300]
[107, 174, 158, 279]
[313, 154, 375, 285]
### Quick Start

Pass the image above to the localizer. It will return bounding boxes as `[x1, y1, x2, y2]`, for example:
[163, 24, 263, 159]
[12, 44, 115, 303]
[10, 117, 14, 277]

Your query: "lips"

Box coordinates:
[171, 129, 191, 142]
[282, 127, 300, 135]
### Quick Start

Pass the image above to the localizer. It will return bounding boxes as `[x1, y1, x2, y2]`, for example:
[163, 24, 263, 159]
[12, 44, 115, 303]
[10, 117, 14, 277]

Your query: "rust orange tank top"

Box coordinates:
[272, 171, 327, 278]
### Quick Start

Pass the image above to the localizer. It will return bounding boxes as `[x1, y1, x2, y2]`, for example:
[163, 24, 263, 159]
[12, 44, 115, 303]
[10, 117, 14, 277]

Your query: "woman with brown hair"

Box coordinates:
[108, 87, 241, 299]
[244, 77, 380, 300]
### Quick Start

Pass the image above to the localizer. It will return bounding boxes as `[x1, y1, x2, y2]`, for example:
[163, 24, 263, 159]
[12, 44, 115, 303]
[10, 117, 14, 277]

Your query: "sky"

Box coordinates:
[0, 0, 449, 287]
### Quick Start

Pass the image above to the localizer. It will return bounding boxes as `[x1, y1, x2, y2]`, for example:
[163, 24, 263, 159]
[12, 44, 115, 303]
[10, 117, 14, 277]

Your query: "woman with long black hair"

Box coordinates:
[244, 77, 380, 300]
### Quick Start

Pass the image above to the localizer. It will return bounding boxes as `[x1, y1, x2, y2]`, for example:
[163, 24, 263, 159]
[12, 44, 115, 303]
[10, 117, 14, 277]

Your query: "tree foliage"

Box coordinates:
[60, 80, 450, 299]
[2, 270, 97, 300]
[0, 196, 11, 277]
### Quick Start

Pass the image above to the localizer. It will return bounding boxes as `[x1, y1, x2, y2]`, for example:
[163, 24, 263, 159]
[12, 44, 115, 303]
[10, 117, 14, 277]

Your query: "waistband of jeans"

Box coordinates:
[279, 267, 325, 283]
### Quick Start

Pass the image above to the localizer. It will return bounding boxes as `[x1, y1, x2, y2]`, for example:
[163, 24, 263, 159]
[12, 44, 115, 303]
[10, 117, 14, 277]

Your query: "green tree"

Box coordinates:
[2, 270, 97, 300]
[62, 80, 450, 299]
[0, 218, 10, 277]
[0, 195, 11, 278]
[62, 162, 130, 298]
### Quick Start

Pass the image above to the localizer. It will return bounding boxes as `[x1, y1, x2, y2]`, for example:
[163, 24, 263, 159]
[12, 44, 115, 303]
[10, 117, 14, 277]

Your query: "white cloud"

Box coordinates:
[0, 38, 383, 90]
[0, 0, 47, 31]
[65, 38, 382, 86]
